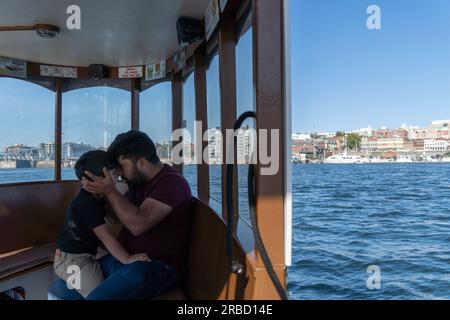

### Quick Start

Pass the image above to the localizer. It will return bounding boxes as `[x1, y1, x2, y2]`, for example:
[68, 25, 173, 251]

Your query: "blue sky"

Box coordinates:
[292, 0, 450, 133]
[3, 1, 450, 150]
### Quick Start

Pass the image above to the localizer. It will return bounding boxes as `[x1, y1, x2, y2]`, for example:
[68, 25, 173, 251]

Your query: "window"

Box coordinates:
[236, 28, 255, 224]
[140, 82, 172, 163]
[206, 55, 222, 215]
[61, 86, 131, 180]
[0, 78, 55, 184]
[182, 73, 198, 197]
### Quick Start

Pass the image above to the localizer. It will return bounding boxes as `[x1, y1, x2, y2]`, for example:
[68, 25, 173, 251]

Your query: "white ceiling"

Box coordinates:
[0, 0, 209, 66]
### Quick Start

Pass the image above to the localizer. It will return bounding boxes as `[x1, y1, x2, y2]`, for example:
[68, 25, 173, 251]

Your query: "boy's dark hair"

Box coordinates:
[74, 150, 117, 181]
[107, 130, 160, 164]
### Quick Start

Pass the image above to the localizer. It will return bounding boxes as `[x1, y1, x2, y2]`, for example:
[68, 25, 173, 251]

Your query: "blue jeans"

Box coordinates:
[48, 254, 179, 300]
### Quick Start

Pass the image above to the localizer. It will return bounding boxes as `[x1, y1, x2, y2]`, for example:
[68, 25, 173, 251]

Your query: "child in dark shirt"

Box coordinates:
[54, 150, 149, 298]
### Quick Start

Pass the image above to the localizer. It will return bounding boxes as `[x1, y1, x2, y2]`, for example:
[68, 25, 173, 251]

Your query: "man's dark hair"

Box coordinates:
[107, 130, 160, 164]
[74, 150, 117, 181]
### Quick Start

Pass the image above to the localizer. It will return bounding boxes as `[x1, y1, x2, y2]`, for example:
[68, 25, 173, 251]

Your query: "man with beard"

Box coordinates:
[48, 130, 192, 300]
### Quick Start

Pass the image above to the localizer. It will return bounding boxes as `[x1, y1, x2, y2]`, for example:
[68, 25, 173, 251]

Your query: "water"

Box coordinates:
[2, 164, 450, 299]
[289, 163, 450, 300]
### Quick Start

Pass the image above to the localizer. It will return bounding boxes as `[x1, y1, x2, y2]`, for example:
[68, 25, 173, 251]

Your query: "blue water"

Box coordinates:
[289, 163, 450, 300]
[2, 164, 450, 299]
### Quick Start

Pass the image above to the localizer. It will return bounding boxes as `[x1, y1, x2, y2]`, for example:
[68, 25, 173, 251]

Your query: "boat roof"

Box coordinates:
[0, 0, 209, 67]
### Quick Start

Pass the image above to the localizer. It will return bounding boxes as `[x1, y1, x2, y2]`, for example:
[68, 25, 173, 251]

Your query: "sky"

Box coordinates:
[3, 1, 450, 150]
[292, 0, 450, 133]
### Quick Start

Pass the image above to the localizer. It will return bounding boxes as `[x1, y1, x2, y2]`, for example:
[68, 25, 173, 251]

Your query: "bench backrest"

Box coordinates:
[0, 181, 80, 254]
[183, 199, 247, 300]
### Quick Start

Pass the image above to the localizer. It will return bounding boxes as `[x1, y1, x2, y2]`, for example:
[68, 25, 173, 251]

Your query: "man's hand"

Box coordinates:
[82, 167, 116, 196]
[125, 253, 151, 264]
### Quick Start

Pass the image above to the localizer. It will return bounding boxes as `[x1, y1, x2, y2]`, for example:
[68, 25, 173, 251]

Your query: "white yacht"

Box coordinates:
[324, 151, 364, 164]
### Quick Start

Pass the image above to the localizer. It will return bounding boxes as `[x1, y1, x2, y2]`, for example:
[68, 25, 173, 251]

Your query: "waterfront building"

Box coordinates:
[156, 141, 171, 161]
[350, 126, 373, 138]
[409, 120, 450, 140]
[237, 125, 256, 164]
[207, 128, 222, 165]
[182, 143, 197, 165]
[424, 138, 449, 152]
[63, 142, 93, 159]
[360, 137, 378, 152]
[292, 144, 314, 161]
[41, 142, 55, 159]
[323, 138, 337, 152]
[412, 139, 425, 152]
[4, 144, 33, 156]
[292, 133, 311, 141]
[4, 144, 43, 160]
[377, 137, 408, 152]
[373, 129, 392, 139]
[316, 132, 335, 138]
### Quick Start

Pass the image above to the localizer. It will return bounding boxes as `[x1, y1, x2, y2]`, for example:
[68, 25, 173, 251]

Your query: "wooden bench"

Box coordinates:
[0, 243, 56, 281]
[0, 182, 247, 300]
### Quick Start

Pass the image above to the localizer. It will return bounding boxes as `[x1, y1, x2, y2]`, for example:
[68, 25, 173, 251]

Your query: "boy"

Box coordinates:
[54, 150, 150, 298]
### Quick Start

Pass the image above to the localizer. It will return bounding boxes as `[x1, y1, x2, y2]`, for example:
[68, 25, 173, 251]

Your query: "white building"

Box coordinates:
[316, 132, 335, 138]
[292, 133, 311, 141]
[377, 137, 407, 152]
[237, 126, 256, 164]
[360, 138, 378, 152]
[361, 137, 407, 152]
[207, 128, 222, 164]
[431, 120, 450, 128]
[408, 120, 450, 140]
[350, 126, 373, 138]
[42, 142, 55, 158]
[424, 139, 449, 152]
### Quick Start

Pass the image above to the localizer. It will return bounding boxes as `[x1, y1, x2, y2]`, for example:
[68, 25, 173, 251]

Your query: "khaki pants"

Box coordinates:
[53, 250, 103, 298]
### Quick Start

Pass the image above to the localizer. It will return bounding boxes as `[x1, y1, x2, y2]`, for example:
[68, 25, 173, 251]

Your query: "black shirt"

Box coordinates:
[57, 188, 106, 255]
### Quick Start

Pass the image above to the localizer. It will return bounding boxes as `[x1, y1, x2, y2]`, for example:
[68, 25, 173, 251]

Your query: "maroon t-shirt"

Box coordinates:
[117, 164, 192, 272]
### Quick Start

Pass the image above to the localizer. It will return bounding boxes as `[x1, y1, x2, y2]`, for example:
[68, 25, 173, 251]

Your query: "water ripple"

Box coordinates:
[289, 163, 450, 300]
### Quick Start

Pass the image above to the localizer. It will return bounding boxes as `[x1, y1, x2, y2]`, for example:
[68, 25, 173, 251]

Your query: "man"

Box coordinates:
[48, 130, 192, 300]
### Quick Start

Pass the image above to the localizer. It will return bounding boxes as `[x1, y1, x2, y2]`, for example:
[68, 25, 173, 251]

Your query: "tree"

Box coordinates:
[336, 131, 346, 137]
[347, 133, 362, 150]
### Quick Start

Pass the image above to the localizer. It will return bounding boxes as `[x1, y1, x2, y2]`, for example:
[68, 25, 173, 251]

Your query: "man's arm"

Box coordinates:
[93, 224, 150, 264]
[106, 189, 172, 236]
[104, 181, 128, 224]
[83, 169, 173, 236]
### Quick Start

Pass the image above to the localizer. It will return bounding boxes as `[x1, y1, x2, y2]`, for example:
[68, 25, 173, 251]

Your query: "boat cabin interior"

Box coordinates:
[0, 0, 291, 300]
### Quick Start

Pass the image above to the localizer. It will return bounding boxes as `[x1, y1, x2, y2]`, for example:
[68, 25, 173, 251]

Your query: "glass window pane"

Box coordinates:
[236, 28, 255, 224]
[182, 73, 197, 197]
[0, 78, 55, 184]
[206, 55, 222, 214]
[140, 82, 172, 163]
[62, 86, 131, 180]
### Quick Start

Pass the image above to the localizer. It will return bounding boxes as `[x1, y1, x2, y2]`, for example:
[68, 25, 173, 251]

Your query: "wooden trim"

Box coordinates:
[236, 1, 252, 41]
[0, 180, 78, 189]
[218, 17, 239, 221]
[206, 33, 219, 56]
[131, 78, 141, 130]
[0, 26, 34, 31]
[193, 46, 210, 202]
[0, 74, 57, 92]
[54, 79, 62, 181]
[171, 72, 183, 174]
[140, 76, 171, 92]
[252, 0, 286, 282]
[182, 58, 194, 79]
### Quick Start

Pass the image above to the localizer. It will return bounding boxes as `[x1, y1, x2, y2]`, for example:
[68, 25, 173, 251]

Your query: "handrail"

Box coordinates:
[225, 111, 288, 300]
